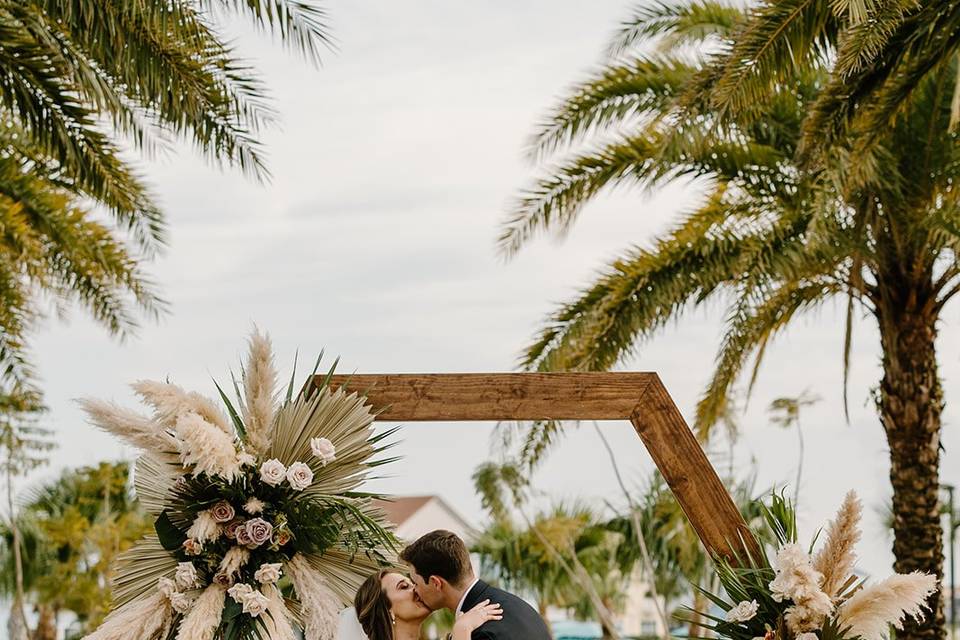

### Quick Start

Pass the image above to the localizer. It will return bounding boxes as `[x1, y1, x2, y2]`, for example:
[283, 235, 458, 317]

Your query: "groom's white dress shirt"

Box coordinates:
[455, 578, 481, 617]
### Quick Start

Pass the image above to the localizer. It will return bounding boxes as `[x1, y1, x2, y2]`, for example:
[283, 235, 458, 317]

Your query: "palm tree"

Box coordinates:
[0, 0, 330, 392]
[690, 0, 960, 164]
[472, 462, 629, 637]
[473, 502, 632, 639]
[0, 461, 150, 639]
[502, 4, 959, 639]
[768, 391, 820, 506]
[606, 470, 765, 638]
[0, 390, 52, 640]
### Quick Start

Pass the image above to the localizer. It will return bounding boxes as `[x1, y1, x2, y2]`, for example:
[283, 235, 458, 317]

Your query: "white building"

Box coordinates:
[618, 571, 669, 637]
[372, 495, 476, 544]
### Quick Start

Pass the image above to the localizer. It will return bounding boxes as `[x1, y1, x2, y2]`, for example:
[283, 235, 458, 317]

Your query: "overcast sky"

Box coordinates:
[24, 0, 960, 580]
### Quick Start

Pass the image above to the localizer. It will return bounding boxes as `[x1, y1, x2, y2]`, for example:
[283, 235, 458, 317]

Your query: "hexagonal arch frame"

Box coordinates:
[317, 372, 760, 562]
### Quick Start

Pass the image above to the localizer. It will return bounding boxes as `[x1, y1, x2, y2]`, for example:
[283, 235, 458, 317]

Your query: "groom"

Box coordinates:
[401, 530, 551, 639]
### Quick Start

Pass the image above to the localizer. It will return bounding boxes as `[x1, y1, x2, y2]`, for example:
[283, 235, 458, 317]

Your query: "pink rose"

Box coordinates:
[245, 518, 273, 547]
[235, 525, 253, 547]
[223, 519, 245, 540]
[181, 538, 203, 556]
[210, 501, 236, 523]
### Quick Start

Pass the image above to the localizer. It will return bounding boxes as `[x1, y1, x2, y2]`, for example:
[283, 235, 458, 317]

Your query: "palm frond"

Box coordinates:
[695, 279, 841, 437]
[527, 55, 694, 163]
[708, 0, 835, 115]
[606, 0, 741, 58]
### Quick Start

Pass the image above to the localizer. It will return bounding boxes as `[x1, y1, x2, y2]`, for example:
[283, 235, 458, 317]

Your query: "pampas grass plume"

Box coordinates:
[83, 592, 173, 640]
[218, 546, 250, 578]
[287, 554, 341, 640]
[262, 583, 297, 640]
[78, 399, 176, 453]
[132, 380, 231, 434]
[175, 412, 241, 481]
[837, 572, 938, 640]
[814, 490, 862, 599]
[176, 584, 226, 640]
[242, 328, 278, 456]
[186, 511, 221, 543]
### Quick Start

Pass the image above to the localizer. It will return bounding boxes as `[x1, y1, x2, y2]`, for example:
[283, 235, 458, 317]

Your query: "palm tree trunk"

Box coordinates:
[6, 462, 29, 640]
[32, 604, 57, 640]
[877, 303, 946, 640]
[600, 597, 617, 639]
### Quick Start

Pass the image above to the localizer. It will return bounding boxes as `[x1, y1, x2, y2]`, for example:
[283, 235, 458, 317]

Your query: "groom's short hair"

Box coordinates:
[400, 529, 472, 586]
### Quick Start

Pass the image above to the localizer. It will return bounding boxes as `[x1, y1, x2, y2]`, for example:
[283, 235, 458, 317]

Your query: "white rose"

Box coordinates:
[254, 562, 283, 584]
[157, 577, 177, 598]
[796, 633, 819, 640]
[241, 589, 270, 617]
[169, 592, 194, 614]
[725, 599, 759, 623]
[286, 461, 314, 491]
[259, 459, 286, 486]
[175, 562, 199, 589]
[227, 582, 254, 603]
[310, 437, 336, 465]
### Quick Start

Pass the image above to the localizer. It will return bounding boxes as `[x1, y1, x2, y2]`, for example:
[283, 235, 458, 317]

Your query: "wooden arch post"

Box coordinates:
[317, 372, 760, 562]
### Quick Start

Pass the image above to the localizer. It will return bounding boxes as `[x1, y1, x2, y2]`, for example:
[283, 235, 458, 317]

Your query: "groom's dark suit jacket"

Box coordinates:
[459, 579, 551, 640]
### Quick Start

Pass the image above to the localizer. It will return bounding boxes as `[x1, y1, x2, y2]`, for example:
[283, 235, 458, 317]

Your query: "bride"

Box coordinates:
[352, 570, 502, 640]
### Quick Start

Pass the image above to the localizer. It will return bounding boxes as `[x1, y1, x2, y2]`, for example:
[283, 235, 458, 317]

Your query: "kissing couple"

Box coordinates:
[350, 530, 551, 640]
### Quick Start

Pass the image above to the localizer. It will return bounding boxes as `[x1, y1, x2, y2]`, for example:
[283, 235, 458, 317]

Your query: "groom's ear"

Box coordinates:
[428, 575, 445, 591]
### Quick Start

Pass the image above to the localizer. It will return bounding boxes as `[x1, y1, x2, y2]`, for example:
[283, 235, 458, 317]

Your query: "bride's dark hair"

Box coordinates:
[355, 570, 393, 640]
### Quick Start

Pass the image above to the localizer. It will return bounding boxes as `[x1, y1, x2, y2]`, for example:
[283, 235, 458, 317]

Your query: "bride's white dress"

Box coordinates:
[336, 607, 368, 640]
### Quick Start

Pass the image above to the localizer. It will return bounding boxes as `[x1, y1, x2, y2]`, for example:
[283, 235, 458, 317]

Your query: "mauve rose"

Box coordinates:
[235, 525, 253, 547]
[223, 519, 245, 540]
[245, 518, 273, 546]
[210, 501, 235, 523]
[181, 538, 203, 556]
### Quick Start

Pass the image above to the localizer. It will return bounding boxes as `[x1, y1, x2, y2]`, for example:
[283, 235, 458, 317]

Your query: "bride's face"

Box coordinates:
[382, 572, 431, 623]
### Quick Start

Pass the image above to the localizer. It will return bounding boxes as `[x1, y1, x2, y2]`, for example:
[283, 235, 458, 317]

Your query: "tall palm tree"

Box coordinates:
[502, 4, 959, 639]
[0, 0, 330, 392]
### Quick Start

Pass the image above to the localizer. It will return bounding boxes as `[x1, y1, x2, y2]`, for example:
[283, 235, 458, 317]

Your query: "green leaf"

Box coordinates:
[284, 349, 300, 405]
[154, 510, 187, 551]
[214, 377, 247, 439]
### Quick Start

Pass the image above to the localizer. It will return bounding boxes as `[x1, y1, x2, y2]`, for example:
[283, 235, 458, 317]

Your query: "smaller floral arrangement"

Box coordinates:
[690, 491, 937, 640]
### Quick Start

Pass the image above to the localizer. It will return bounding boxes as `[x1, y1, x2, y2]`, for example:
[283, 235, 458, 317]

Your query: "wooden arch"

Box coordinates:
[317, 372, 759, 561]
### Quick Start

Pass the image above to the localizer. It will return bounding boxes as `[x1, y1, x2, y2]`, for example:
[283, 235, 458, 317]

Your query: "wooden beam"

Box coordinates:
[630, 376, 762, 562]
[320, 372, 656, 421]
[317, 371, 760, 562]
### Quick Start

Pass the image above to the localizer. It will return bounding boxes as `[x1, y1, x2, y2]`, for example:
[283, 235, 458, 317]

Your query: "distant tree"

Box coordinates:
[0, 389, 52, 640]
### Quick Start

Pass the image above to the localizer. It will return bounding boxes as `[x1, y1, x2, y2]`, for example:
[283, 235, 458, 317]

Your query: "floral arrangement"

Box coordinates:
[692, 491, 937, 640]
[79, 330, 398, 640]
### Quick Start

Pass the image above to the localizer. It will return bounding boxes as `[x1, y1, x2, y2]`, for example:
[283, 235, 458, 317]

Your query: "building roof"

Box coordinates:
[372, 495, 435, 527]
